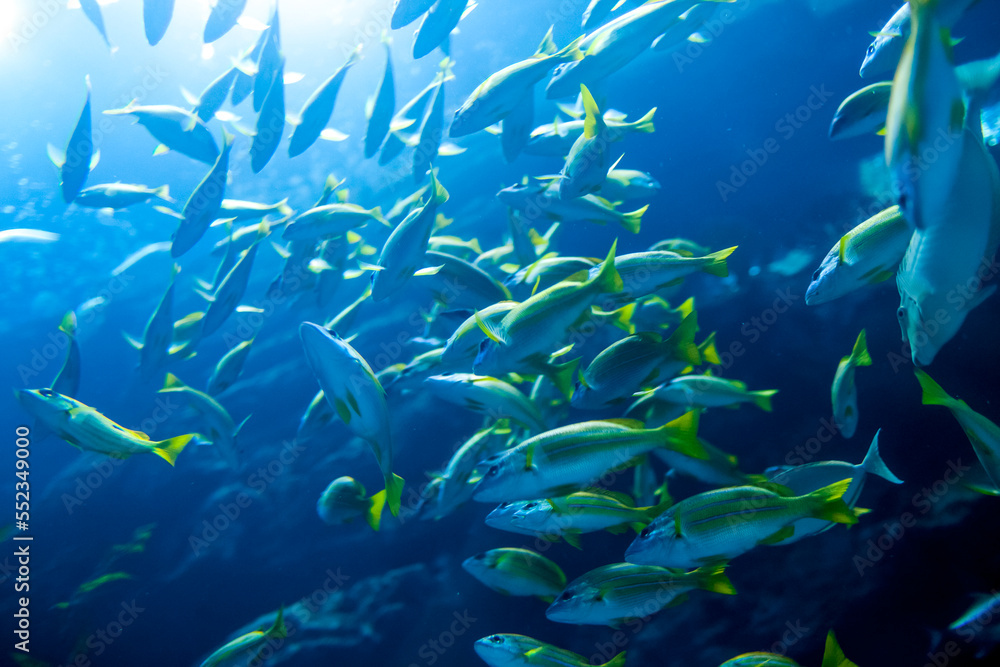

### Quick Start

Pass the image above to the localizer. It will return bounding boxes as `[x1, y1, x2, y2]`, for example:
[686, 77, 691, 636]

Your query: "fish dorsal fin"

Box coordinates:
[473, 310, 504, 344]
[581, 84, 600, 139]
[535, 26, 557, 57]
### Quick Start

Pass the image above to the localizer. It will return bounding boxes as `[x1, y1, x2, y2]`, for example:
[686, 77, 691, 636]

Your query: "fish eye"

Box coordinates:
[640, 526, 653, 538]
[39, 388, 54, 397]
[487, 465, 499, 477]
[488, 635, 504, 645]
[472, 552, 486, 560]
[498, 502, 510, 509]
[897, 307, 906, 320]
[557, 589, 575, 601]
[811, 269, 821, 281]
[867, 44, 875, 56]
[523, 502, 538, 509]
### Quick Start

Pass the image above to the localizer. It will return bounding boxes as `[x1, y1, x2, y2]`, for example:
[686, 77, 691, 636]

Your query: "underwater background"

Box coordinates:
[2, 0, 1000, 665]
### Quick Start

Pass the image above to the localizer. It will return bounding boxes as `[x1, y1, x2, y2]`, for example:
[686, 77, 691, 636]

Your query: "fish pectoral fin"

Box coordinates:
[333, 397, 353, 424]
[757, 525, 795, 546]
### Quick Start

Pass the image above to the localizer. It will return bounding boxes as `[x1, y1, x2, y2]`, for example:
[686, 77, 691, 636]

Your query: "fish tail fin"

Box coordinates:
[914, 369, 958, 408]
[555, 34, 585, 63]
[266, 607, 288, 641]
[618, 204, 646, 234]
[751, 389, 777, 412]
[821, 630, 859, 667]
[161, 372, 185, 391]
[701, 246, 737, 277]
[60, 310, 78, 336]
[860, 429, 903, 484]
[276, 197, 294, 217]
[603, 302, 636, 334]
[589, 239, 624, 294]
[371, 205, 391, 227]
[657, 410, 706, 459]
[600, 651, 627, 667]
[154, 185, 173, 202]
[535, 26, 558, 56]
[580, 84, 603, 138]
[629, 107, 656, 133]
[151, 433, 195, 466]
[429, 169, 449, 206]
[366, 490, 387, 531]
[698, 331, 722, 365]
[546, 355, 581, 401]
[693, 564, 737, 595]
[665, 312, 700, 366]
[384, 473, 405, 517]
[803, 478, 858, 525]
[850, 329, 872, 367]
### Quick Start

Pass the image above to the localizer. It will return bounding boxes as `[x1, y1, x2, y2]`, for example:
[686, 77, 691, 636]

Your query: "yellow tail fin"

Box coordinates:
[151, 433, 195, 466]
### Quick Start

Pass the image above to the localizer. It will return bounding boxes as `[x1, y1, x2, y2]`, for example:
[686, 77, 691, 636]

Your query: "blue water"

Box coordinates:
[2, 0, 1000, 665]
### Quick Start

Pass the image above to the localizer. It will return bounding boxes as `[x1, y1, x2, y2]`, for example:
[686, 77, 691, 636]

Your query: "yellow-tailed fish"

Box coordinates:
[206, 337, 254, 396]
[124, 264, 180, 382]
[916, 369, 1000, 490]
[600, 168, 661, 201]
[497, 180, 647, 233]
[475, 634, 625, 667]
[219, 198, 294, 222]
[159, 373, 248, 469]
[720, 630, 858, 667]
[420, 422, 511, 521]
[524, 106, 656, 157]
[462, 548, 567, 602]
[829, 82, 893, 140]
[831, 329, 872, 439]
[546, 562, 735, 627]
[15, 389, 193, 466]
[103, 103, 219, 164]
[558, 85, 614, 199]
[625, 479, 858, 569]
[316, 476, 386, 531]
[424, 373, 548, 432]
[639, 372, 778, 411]
[288, 46, 360, 158]
[52, 76, 93, 203]
[365, 32, 396, 158]
[472, 412, 704, 503]
[199, 222, 267, 337]
[171, 130, 233, 257]
[283, 203, 388, 241]
[860, 0, 973, 78]
[199, 607, 287, 667]
[299, 322, 404, 515]
[805, 205, 911, 305]
[75, 182, 172, 209]
[600, 247, 735, 300]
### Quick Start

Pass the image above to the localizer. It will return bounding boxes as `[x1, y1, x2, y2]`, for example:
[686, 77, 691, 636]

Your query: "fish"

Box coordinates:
[598, 247, 736, 300]
[0, 229, 60, 244]
[504, 256, 598, 299]
[829, 82, 893, 140]
[420, 422, 510, 521]
[498, 180, 647, 233]
[831, 330, 872, 439]
[524, 107, 656, 157]
[652, 437, 756, 487]
[916, 369, 1000, 490]
[441, 302, 519, 367]
[546, 563, 734, 627]
[500, 91, 535, 163]
[765, 429, 902, 545]
[720, 630, 858, 667]
[572, 313, 700, 410]
[79, 0, 113, 50]
[949, 592, 1000, 633]
[624, 479, 858, 569]
[582, 0, 630, 31]
[557, 85, 615, 199]
[473, 241, 624, 376]
[15, 389, 193, 466]
[370, 171, 449, 302]
[545, 0, 729, 99]
[219, 198, 293, 222]
[124, 264, 180, 381]
[472, 412, 704, 503]
[412, 0, 470, 60]
[450, 27, 583, 138]
[53, 76, 93, 204]
[206, 338, 254, 395]
[299, 322, 405, 516]
[74, 183, 172, 209]
[486, 488, 671, 547]
[364, 33, 396, 158]
[200, 223, 267, 337]
[413, 60, 450, 182]
[474, 634, 625, 667]
[143, 0, 175, 46]
[895, 128, 999, 366]
[415, 250, 513, 310]
[189, 66, 241, 123]
[884, 0, 967, 232]
[635, 372, 777, 412]
[297, 390, 335, 442]
[859, 0, 973, 78]
[203, 0, 248, 43]
[391, 0, 437, 29]
[463, 548, 567, 602]
[199, 607, 287, 667]
[316, 476, 386, 531]
[805, 205, 911, 306]
[599, 168, 661, 200]
[231, 32, 266, 106]
[171, 131, 234, 257]
[250, 57, 286, 173]
[424, 373, 548, 432]
[288, 46, 361, 158]
[160, 373, 248, 469]
[282, 204, 387, 241]
[103, 104, 219, 164]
